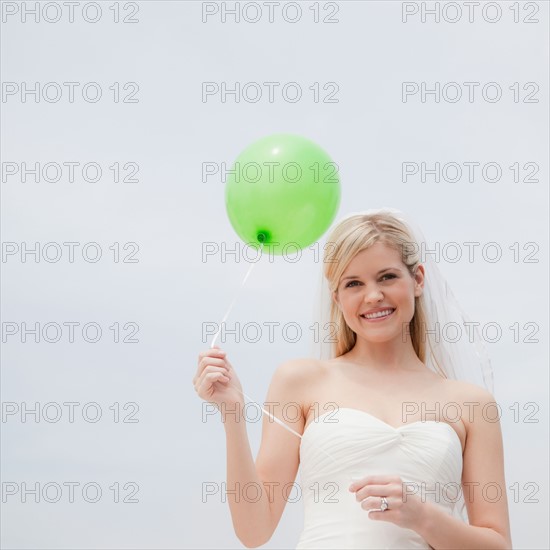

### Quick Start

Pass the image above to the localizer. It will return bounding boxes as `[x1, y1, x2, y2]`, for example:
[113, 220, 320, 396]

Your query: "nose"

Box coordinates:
[363, 284, 384, 304]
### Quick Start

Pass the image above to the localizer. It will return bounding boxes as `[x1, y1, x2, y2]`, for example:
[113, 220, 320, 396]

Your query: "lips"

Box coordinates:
[360, 308, 396, 320]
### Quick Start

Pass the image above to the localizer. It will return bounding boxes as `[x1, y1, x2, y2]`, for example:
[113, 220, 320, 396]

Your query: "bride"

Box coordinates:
[193, 209, 512, 549]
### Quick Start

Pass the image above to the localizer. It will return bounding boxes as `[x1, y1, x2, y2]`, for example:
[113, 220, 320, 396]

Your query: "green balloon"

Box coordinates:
[225, 133, 341, 255]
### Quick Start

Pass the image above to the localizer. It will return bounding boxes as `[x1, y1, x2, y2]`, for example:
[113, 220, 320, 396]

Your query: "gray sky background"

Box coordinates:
[1, 1, 548, 549]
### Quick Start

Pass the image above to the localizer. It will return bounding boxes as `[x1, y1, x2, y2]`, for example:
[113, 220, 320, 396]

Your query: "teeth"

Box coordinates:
[363, 309, 394, 320]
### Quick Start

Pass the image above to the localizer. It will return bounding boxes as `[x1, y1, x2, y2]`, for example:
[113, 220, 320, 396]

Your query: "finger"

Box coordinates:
[361, 495, 393, 512]
[197, 365, 231, 384]
[193, 369, 231, 391]
[200, 357, 227, 368]
[349, 475, 393, 492]
[198, 348, 226, 363]
[196, 370, 231, 394]
[354, 484, 395, 502]
[366, 508, 392, 520]
[360, 496, 379, 511]
[195, 356, 228, 378]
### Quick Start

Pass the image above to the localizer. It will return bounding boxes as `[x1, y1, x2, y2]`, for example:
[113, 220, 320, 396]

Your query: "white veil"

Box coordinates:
[309, 207, 496, 523]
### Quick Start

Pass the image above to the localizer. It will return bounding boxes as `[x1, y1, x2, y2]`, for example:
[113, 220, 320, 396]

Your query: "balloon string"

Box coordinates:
[210, 243, 264, 348]
[208, 243, 306, 439]
[208, 243, 348, 474]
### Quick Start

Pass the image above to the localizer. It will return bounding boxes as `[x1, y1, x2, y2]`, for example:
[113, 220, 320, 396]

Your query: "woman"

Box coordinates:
[193, 209, 512, 549]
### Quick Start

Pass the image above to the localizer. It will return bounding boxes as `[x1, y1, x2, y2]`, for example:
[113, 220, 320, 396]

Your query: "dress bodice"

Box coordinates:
[296, 407, 464, 549]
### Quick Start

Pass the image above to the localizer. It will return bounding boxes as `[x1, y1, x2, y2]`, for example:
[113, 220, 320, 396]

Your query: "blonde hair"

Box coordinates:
[324, 211, 429, 362]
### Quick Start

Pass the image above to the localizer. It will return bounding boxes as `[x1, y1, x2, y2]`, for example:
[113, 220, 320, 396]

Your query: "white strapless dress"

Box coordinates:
[296, 407, 465, 549]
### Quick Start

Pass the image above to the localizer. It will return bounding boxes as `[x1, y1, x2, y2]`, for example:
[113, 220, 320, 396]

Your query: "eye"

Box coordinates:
[344, 274, 396, 288]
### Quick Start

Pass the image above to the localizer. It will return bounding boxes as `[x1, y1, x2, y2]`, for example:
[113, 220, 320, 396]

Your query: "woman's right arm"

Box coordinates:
[194, 350, 310, 548]
[223, 413, 273, 547]
[226, 359, 310, 547]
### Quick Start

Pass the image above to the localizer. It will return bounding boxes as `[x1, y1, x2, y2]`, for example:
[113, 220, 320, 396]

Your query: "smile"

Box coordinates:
[360, 308, 396, 321]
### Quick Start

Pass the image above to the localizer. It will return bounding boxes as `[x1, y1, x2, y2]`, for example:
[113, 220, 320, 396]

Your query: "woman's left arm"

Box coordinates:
[415, 388, 512, 550]
[350, 387, 513, 549]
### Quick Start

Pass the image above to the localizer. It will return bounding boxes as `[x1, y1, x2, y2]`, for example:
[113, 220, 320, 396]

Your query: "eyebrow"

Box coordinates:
[341, 267, 401, 281]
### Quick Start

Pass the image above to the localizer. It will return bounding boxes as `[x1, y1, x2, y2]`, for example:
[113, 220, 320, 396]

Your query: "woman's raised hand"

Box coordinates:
[193, 346, 244, 410]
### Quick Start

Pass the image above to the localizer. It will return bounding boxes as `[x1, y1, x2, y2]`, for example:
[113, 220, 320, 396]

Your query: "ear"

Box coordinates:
[332, 290, 340, 309]
[413, 264, 425, 297]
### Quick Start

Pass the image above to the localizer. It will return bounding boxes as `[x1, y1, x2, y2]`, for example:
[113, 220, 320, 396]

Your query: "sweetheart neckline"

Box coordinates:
[301, 407, 464, 453]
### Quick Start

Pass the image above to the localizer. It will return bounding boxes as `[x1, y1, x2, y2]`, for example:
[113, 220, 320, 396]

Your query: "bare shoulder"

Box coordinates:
[269, 357, 328, 416]
[445, 378, 496, 404]
[439, 378, 498, 425]
[272, 357, 327, 382]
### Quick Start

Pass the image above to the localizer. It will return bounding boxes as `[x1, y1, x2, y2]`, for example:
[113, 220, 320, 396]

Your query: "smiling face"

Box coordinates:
[332, 241, 425, 344]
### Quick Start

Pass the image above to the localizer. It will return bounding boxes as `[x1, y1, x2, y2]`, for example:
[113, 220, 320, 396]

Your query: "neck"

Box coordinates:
[343, 336, 424, 373]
